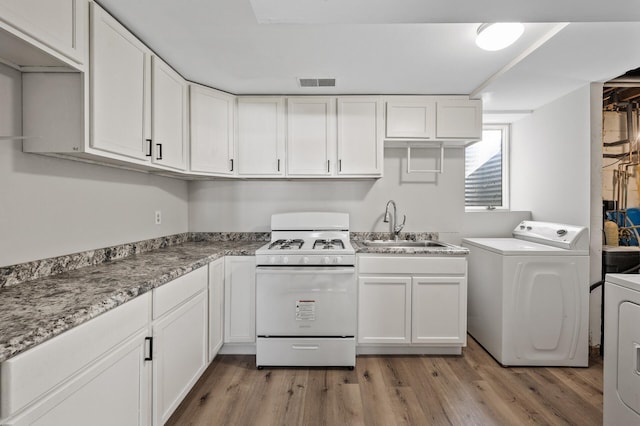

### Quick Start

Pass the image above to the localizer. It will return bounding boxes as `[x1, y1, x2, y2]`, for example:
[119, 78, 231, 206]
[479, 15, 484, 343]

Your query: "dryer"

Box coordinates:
[604, 273, 640, 425]
[462, 221, 590, 366]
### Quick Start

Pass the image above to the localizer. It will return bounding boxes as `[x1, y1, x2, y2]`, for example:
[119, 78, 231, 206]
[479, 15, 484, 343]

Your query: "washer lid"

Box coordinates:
[605, 273, 640, 291]
[462, 237, 588, 256]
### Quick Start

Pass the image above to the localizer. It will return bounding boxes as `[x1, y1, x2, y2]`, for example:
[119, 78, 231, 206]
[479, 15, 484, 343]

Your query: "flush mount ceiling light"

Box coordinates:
[475, 23, 524, 51]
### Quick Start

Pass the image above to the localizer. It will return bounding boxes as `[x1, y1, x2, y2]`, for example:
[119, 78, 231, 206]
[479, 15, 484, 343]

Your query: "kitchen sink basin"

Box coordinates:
[361, 240, 450, 248]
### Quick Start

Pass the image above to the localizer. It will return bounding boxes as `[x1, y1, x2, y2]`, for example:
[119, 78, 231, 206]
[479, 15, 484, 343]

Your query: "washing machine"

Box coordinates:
[604, 273, 640, 425]
[462, 221, 590, 366]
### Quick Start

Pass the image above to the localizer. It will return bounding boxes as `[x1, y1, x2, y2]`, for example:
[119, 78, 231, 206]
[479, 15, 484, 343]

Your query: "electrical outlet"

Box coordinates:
[155, 210, 161, 225]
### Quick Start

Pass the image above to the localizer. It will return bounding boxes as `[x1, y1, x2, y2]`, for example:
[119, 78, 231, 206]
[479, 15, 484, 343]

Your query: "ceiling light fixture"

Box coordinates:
[475, 23, 524, 51]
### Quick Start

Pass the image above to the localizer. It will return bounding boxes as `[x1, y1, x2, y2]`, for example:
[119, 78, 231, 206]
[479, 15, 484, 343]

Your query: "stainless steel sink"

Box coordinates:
[361, 240, 450, 248]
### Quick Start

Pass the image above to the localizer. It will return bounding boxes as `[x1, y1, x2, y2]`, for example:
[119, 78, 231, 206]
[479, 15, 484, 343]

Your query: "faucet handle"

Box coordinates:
[395, 215, 406, 232]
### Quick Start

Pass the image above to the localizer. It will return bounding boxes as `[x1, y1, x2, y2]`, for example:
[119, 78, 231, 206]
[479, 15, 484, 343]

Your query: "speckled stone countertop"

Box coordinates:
[352, 240, 469, 256]
[350, 232, 469, 256]
[0, 240, 264, 363]
[0, 231, 467, 363]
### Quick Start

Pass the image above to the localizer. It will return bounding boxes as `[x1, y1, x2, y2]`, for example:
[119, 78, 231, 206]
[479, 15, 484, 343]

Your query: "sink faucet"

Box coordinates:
[383, 200, 406, 240]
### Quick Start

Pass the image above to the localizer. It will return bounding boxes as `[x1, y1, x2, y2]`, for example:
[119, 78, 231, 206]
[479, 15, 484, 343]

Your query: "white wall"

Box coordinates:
[189, 147, 530, 243]
[0, 64, 189, 267]
[511, 85, 591, 227]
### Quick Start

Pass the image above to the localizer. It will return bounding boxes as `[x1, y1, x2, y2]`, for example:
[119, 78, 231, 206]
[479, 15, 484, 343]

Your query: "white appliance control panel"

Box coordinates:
[257, 254, 355, 266]
[512, 221, 589, 250]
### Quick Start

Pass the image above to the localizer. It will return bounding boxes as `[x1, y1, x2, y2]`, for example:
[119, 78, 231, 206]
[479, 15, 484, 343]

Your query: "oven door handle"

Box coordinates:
[256, 266, 355, 274]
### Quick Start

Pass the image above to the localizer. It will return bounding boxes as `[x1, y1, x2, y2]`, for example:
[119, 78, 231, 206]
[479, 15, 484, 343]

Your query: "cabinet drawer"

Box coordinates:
[358, 255, 466, 275]
[153, 266, 207, 319]
[256, 338, 355, 367]
[0, 293, 150, 419]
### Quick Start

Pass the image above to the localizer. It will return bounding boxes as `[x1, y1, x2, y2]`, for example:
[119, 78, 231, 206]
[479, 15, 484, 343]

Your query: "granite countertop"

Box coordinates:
[0, 240, 264, 363]
[351, 240, 469, 256]
[0, 233, 468, 363]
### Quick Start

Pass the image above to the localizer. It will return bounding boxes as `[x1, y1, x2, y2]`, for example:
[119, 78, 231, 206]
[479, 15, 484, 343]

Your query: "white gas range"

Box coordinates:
[255, 212, 356, 369]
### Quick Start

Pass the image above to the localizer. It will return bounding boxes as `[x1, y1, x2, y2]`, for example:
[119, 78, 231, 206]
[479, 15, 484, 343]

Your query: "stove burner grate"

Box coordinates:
[313, 239, 345, 250]
[268, 239, 304, 250]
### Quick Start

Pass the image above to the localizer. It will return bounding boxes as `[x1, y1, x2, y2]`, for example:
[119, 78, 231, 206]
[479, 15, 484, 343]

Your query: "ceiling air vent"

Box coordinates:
[298, 78, 336, 88]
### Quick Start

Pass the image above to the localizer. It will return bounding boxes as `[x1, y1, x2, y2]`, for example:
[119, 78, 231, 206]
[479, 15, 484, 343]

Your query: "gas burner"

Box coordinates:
[268, 239, 304, 250]
[313, 239, 345, 250]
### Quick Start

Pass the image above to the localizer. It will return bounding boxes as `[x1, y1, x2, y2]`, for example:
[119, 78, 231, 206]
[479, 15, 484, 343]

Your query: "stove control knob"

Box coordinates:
[334, 256, 342, 264]
[302, 256, 310, 264]
[269, 257, 277, 264]
[283, 256, 289, 264]
[323, 256, 331, 264]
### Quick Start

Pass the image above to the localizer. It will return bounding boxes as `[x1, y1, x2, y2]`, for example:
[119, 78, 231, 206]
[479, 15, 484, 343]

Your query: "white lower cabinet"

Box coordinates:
[357, 276, 411, 344]
[412, 276, 466, 344]
[357, 255, 467, 355]
[0, 258, 255, 425]
[152, 266, 208, 425]
[0, 293, 152, 425]
[224, 256, 256, 345]
[4, 329, 151, 426]
[208, 257, 225, 361]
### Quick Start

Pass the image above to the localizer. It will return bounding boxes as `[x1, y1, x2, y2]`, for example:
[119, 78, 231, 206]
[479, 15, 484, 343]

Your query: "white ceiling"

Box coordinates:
[97, 0, 640, 114]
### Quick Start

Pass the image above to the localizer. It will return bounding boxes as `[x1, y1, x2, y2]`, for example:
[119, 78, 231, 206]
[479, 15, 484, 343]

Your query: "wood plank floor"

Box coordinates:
[167, 337, 603, 426]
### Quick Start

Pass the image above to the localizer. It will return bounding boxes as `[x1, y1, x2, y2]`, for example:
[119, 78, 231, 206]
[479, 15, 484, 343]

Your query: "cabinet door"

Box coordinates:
[287, 97, 336, 176]
[90, 3, 150, 161]
[4, 330, 151, 426]
[412, 276, 467, 344]
[153, 292, 208, 425]
[337, 97, 383, 177]
[237, 97, 285, 176]
[0, 0, 85, 64]
[224, 256, 256, 343]
[436, 99, 482, 139]
[385, 99, 436, 139]
[358, 276, 412, 344]
[190, 85, 235, 175]
[152, 56, 187, 170]
[209, 257, 225, 362]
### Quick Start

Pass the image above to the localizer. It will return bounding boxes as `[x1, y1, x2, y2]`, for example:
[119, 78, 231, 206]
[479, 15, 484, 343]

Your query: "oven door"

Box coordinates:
[256, 266, 356, 337]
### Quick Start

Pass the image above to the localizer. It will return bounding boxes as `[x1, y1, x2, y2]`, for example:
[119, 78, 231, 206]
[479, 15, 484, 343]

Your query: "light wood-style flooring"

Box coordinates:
[167, 337, 603, 426]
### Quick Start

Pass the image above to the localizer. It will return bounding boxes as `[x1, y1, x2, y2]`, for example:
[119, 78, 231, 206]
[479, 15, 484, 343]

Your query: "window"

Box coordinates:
[465, 124, 510, 210]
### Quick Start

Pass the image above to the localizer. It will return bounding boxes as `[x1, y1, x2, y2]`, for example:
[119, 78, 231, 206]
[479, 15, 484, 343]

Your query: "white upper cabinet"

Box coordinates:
[436, 99, 482, 140]
[337, 97, 383, 177]
[90, 2, 151, 161]
[385, 98, 436, 139]
[151, 56, 187, 170]
[236, 97, 285, 177]
[190, 85, 235, 175]
[287, 97, 337, 176]
[385, 96, 482, 143]
[0, 0, 86, 67]
[91, 3, 186, 170]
